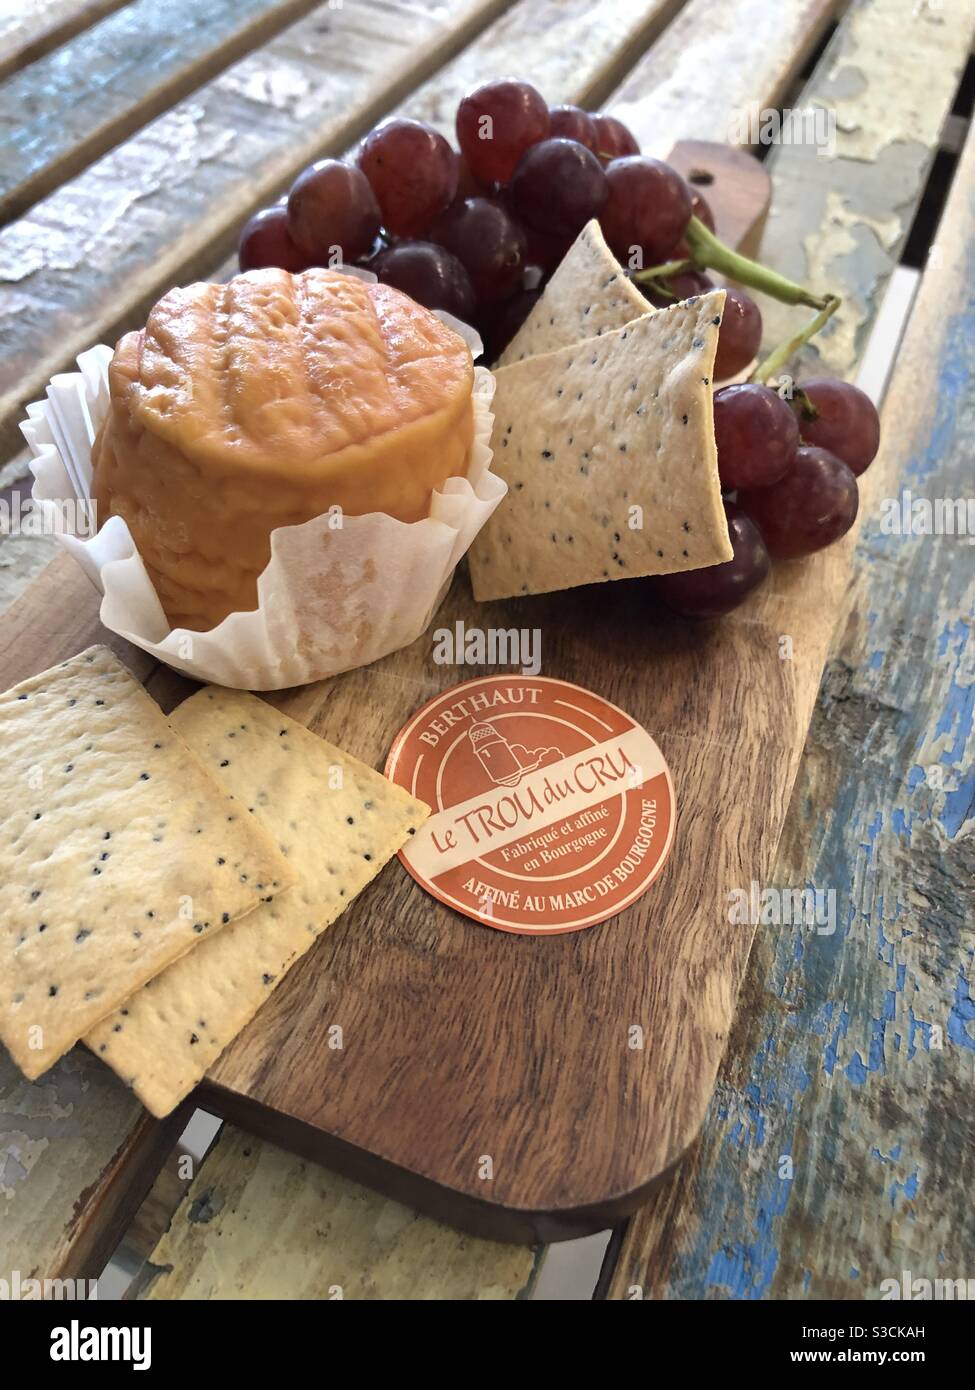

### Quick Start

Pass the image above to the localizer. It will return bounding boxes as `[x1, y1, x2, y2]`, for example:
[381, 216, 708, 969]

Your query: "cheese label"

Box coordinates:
[385, 675, 675, 934]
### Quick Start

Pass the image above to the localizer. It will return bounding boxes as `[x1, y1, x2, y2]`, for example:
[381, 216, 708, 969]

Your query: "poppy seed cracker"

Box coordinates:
[86, 687, 429, 1117]
[0, 647, 292, 1080]
[497, 218, 651, 367]
[469, 291, 732, 602]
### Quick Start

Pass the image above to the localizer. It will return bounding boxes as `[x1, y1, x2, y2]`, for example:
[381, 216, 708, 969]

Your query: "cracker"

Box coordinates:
[0, 647, 291, 1080]
[497, 218, 650, 366]
[469, 291, 732, 602]
[86, 687, 429, 1116]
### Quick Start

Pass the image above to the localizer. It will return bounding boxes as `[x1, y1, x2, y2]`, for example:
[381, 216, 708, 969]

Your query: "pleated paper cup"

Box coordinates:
[21, 323, 503, 691]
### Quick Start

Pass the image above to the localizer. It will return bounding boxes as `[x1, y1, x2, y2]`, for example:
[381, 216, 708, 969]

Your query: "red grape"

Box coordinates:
[480, 287, 541, 362]
[640, 270, 713, 309]
[456, 154, 491, 199]
[673, 188, 715, 258]
[509, 138, 607, 238]
[286, 159, 381, 263]
[713, 287, 762, 380]
[370, 240, 475, 320]
[654, 501, 769, 617]
[522, 224, 572, 273]
[739, 446, 859, 559]
[548, 104, 598, 151]
[456, 78, 549, 185]
[670, 269, 717, 297]
[591, 112, 639, 163]
[599, 156, 692, 267]
[792, 378, 880, 476]
[688, 188, 715, 231]
[430, 196, 525, 305]
[238, 206, 307, 273]
[355, 232, 388, 267]
[666, 270, 714, 300]
[713, 383, 799, 490]
[357, 119, 458, 237]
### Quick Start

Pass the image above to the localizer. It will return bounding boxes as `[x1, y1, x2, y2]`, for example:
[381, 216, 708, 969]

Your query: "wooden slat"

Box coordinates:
[1, 1048, 186, 1283]
[0, 0, 328, 222]
[0, 0, 516, 462]
[758, 0, 975, 375]
[606, 0, 844, 155]
[374, 0, 683, 136]
[133, 1124, 538, 1300]
[603, 23, 975, 1301]
[0, 0, 130, 82]
[210, 0, 687, 283]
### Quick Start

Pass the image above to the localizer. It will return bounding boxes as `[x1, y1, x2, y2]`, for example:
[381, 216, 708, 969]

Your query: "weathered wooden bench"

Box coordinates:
[1, 0, 972, 1298]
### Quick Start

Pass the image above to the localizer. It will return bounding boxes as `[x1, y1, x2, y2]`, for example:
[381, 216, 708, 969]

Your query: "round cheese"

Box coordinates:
[91, 268, 475, 631]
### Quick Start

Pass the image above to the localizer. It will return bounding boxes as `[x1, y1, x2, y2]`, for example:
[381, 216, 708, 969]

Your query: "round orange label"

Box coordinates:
[385, 675, 675, 935]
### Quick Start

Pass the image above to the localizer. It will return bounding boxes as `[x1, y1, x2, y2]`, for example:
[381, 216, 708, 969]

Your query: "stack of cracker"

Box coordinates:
[469, 220, 732, 602]
[0, 647, 428, 1115]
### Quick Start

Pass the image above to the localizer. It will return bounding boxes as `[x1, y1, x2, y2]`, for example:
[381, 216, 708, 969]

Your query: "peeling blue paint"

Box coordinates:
[666, 281, 975, 1300]
[889, 1169, 920, 1206]
[946, 967, 975, 1051]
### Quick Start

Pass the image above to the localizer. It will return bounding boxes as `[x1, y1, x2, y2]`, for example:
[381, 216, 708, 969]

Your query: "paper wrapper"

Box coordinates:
[20, 326, 503, 691]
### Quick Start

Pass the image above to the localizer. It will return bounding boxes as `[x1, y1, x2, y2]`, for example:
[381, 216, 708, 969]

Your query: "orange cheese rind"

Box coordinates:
[91, 269, 476, 631]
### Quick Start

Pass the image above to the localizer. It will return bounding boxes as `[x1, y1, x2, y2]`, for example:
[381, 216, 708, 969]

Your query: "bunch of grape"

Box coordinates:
[237, 78, 757, 369]
[236, 78, 881, 622]
[655, 378, 881, 617]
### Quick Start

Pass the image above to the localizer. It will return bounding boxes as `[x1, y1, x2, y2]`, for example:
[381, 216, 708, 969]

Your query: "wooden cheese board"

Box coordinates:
[0, 141, 867, 1244]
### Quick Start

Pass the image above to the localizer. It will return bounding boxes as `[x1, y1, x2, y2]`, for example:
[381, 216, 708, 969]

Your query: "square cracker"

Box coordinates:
[497, 218, 651, 366]
[0, 647, 291, 1080]
[469, 290, 732, 602]
[86, 687, 429, 1117]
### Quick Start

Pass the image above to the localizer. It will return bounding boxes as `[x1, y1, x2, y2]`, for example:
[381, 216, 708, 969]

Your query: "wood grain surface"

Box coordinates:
[0, 0, 956, 1278]
[604, 113, 975, 1301]
[133, 1124, 538, 1300]
[758, 0, 975, 375]
[0, 0, 325, 221]
[606, 0, 843, 157]
[0, 0, 130, 82]
[0, 550, 151, 689]
[365, 0, 682, 139]
[0, 2, 879, 1251]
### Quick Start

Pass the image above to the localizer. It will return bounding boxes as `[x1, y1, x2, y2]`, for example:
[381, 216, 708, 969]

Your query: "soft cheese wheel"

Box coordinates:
[91, 269, 475, 631]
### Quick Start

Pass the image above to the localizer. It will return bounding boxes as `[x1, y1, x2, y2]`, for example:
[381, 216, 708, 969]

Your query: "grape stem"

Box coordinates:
[750, 296, 841, 385]
[680, 216, 833, 310]
[631, 257, 694, 284]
